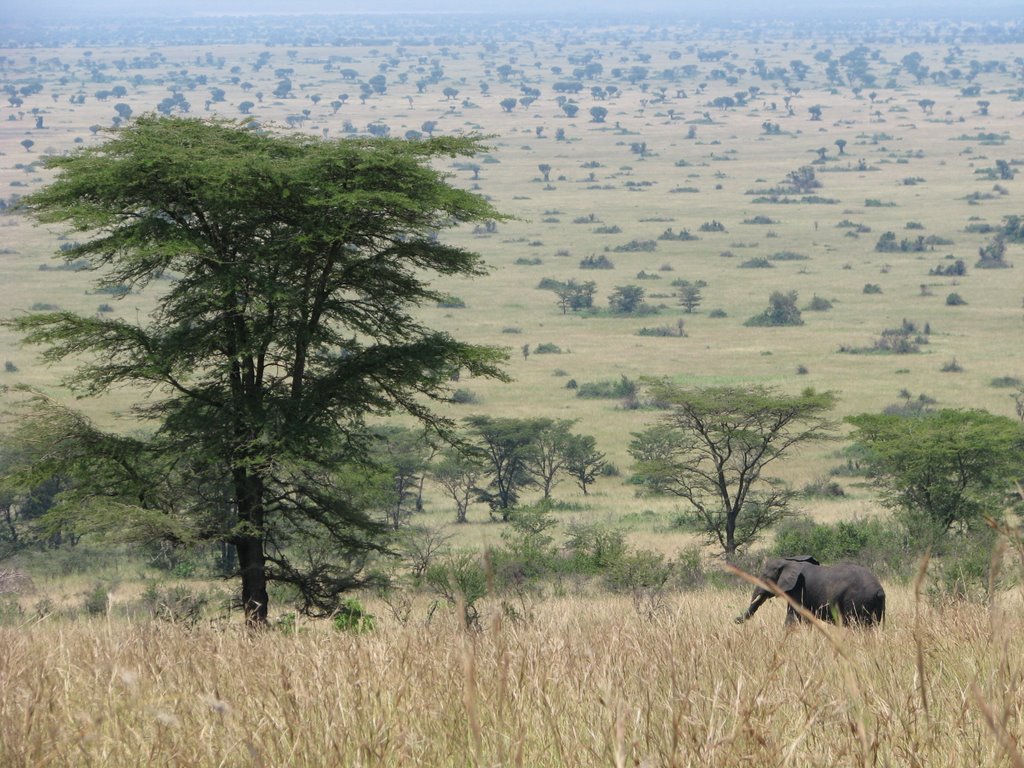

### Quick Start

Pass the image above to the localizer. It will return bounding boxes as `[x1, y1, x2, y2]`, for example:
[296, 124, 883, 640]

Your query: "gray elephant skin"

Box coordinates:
[735, 555, 885, 627]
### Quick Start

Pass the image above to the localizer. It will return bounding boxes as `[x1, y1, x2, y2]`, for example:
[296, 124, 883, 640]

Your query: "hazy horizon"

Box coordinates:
[4, 0, 1023, 22]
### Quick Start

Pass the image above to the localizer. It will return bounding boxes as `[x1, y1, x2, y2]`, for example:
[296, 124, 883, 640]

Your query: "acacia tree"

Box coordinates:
[463, 415, 543, 520]
[847, 409, 1023, 543]
[6, 116, 507, 625]
[630, 383, 836, 557]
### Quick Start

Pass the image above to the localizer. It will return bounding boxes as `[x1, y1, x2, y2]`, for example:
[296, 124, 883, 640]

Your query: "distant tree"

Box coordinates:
[834, 138, 847, 155]
[745, 290, 803, 326]
[678, 284, 702, 313]
[113, 103, 133, 121]
[500, 97, 518, 113]
[442, 86, 459, 101]
[562, 102, 579, 118]
[523, 419, 578, 500]
[421, 120, 437, 136]
[538, 163, 552, 182]
[432, 449, 484, 524]
[238, 101, 255, 115]
[273, 79, 292, 99]
[20, 139, 34, 152]
[977, 100, 990, 116]
[608, 284, 646, 314]
[464, 416, 546, 520]
[785, 166, 821, 193]
[550, 279, 597, 314]
[562, 434, 606, 496]
[589, 106, 608, 123]
[917, 98, 935, 114]
[631, 384, 837, 557]
[808, 105, 823, 121]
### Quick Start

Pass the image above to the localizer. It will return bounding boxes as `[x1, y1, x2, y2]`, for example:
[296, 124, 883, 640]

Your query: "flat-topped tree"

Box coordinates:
[631, 384, 836, 557]
[7, 116, 508, 626]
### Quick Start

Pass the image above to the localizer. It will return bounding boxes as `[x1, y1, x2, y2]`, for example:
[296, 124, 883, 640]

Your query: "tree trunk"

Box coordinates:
[237, 534, 269, 626]
[234, 468, 268, 627]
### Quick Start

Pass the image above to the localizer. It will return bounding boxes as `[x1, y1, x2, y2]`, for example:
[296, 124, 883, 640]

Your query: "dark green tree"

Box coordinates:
[463, 416, 547, 520]
[745, 290, 803, 327]
[678, 284, 702, 314]
[608, 285, 646, 314]
[432, 448, 485, 524]
[6, 116, 507, 625]
[562, 433, 606, 496]
[630, 384, 836, 557]
[846, 410, 1023, 543]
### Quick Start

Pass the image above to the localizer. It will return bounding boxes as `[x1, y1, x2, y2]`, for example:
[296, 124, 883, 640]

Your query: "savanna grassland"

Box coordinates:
[1, 11, 1023, 767]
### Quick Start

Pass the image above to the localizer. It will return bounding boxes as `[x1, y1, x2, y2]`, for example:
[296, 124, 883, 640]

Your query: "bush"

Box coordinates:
[945, 292, 966, 306]
[771, 516, 909, 577]
[575, 375, 638, 400]
[3, 360, 17, 373]
[436, 296, 466, 308]
[450, 388, 479, 404]
[863, 284, 883, 294]
[534, 343, 562, 354]
[82, 583, 110, 616]
[990, 376, 1022, 388]
[141, 583, 209, 627]
[805, 295, 833, 311]
[564, 522, 628, 574]
[738, 257, 774, 269]
[425, 553, 488, 630]
[332, 598, 375, 633]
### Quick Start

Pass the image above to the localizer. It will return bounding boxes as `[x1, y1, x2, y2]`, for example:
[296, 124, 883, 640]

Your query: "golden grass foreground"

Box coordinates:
[2, 584, 1023, 767]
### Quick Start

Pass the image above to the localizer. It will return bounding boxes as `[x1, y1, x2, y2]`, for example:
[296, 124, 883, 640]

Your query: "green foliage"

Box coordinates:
[608, 285, 647, 314]
[332, 598, 376, 633]
[82, 583, 110, 616]
[847, 409, 1024, 545]
[745, 290, 803, 327]
[425, 552, 488, 630]
[5, 116, 508, 625]
[772, 516, 909, 576]
[631, 384, 836, 556]
[575, 375, 638, 401]
[564, 522, 628, 573]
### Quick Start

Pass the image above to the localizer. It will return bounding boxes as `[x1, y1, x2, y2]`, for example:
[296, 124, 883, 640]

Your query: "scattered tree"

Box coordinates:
[631, 384, 837, 557]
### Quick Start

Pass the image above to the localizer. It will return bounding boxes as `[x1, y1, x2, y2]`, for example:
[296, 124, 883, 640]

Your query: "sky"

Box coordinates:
[3, 0, 1021, 20]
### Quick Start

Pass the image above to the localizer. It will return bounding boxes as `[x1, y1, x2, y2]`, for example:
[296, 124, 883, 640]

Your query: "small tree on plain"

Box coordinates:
[630, 384, 836, 557]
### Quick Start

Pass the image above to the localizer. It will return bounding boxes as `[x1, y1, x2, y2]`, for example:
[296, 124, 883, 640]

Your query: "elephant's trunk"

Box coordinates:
[735, 589, 771, 623]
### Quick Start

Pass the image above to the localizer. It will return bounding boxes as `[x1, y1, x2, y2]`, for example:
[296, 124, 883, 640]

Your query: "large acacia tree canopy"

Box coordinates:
[6, 116, 508, 620]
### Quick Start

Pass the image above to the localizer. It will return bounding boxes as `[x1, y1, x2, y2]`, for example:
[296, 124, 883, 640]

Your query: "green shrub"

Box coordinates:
[990, 376, 1022, 388]
[332, 598, 375, 633]
[771, 516, 909, 577]
[575, 375, 638, 400]
[564, 522, 627, 574]
[945, 292, 966, 306]
[82, 583, 110, 616]
[450, 388, 479, 404]
[426, 553, 489, 630]
[534, 343, 562, 354]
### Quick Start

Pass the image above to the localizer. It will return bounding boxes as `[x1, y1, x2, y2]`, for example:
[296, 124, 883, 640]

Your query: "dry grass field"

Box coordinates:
[3, 583, 1024, 767]
[1, 11, 1023, 766]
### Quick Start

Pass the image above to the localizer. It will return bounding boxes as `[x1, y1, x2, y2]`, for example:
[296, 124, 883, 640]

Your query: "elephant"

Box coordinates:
[734, 555, 885, 627]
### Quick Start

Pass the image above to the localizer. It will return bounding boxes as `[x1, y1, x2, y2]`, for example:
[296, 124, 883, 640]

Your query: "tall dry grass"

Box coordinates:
[2, 584, 1023, 767]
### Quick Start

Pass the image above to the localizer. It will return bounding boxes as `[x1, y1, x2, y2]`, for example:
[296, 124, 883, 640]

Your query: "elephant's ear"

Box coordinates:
[776, 563, 804, 593]
[786, 555, 820, 566]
